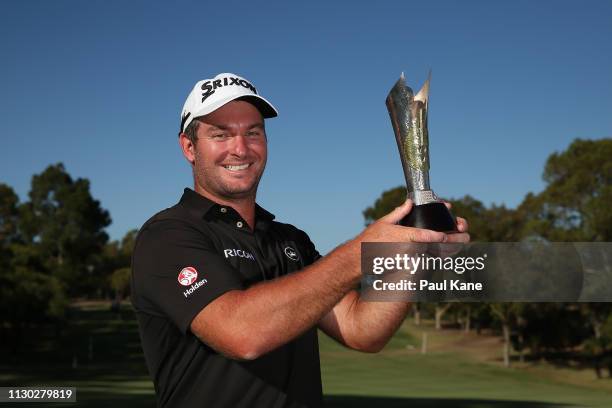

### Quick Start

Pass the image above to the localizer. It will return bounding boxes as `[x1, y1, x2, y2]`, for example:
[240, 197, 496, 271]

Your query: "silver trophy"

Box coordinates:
[386, 72, 457, 232]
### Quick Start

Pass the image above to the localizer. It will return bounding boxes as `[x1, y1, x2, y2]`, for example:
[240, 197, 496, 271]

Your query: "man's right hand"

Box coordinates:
[356, 199, 470, 245]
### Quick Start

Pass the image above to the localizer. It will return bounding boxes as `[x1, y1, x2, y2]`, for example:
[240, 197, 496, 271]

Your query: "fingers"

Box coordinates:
[455, 216, 469, 233]
[445, 232, 470, 243]
[401, 225, 447, 243]
[399, 223, 469, 244]
[369, 201, 470, 245]
[441, 202, 469, 233]
[451, 216, 470, 242]
[427, 242, 464, 257]
[379, 199, 413, 224]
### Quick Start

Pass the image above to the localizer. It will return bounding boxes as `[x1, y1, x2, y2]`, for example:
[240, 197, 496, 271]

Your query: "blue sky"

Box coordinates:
[1, 0, 611, 253]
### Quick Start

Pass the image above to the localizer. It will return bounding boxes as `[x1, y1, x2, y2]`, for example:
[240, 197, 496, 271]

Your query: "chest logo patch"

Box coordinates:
[178, 266, 198, 286]
[284, 246, 300, 262]
[224, 248, 256, 261]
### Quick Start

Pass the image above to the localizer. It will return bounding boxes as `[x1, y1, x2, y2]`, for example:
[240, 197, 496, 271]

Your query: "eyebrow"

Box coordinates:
[206, 124, 228, 132]
[205, 122, 265, 133]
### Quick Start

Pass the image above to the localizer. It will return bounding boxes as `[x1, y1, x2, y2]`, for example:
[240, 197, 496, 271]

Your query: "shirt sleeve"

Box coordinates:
[132, 218, 245, 334]
[296, 228, 322, 265]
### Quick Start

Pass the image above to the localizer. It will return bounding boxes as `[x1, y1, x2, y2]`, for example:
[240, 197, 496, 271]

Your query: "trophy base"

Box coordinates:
[399, 202, 457, 233]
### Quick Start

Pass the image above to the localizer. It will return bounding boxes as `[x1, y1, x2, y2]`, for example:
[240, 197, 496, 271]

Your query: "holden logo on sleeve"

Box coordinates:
[284, 246, 300, 262]
[178, 266, 209, 298]
[178, 266, 198, 286]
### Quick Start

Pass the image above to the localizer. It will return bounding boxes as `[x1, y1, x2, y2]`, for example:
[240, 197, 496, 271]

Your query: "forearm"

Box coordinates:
[349, 270, 415, 350]
[191, 239, 361, 359]
[350, 298, 411, 351]
[321, 290, 411, 352]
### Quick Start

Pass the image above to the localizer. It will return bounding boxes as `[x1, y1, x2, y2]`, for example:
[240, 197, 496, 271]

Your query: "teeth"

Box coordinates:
[224, 164, 250, 171]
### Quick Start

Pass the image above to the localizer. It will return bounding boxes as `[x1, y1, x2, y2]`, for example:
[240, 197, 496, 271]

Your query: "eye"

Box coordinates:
[211, 133, 228, 140]
[246, 130, 264, 138]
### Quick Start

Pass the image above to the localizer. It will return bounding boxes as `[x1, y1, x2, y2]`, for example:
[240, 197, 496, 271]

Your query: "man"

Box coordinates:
[131, 72, 469, 407]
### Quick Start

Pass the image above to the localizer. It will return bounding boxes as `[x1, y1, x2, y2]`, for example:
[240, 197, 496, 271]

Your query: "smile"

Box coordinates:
[223, 163, 251, 171]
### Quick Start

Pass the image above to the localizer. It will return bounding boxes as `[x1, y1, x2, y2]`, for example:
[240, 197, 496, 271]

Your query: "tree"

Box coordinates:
[583, 303, 612, 378]
[363, 188, 521, 242]
[0, 184, 21, 347]
[105, 229, 138, 308]
[363, 187, 406, 225]
[489, 303, 527, 367]
[520, 138, 612, 241]
[363, 139, 612, 369]
[453, 303, 489, 333]
[519, 139, 612, 370]
[0, 183, 19, 248]
[0, 183, 67, 351]
[18, 163, 111, 296]
[434, 303, 452, 330]
[110, 267, 131, 311]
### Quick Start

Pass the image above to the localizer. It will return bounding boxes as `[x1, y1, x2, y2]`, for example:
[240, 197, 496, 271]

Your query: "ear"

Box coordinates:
[179, 133, 196, 165]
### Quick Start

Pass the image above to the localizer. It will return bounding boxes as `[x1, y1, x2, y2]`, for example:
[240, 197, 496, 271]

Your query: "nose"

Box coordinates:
[229, 135, 248, 157]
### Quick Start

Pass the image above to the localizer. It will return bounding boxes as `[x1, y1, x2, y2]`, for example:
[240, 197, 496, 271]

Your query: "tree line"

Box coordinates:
[0, 163, 135, 351]
[1, 138, 610, 375]
[363, 138, 612, 374]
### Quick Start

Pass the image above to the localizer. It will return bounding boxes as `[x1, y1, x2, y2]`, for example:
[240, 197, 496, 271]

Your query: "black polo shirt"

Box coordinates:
[131, 188, 323, 408]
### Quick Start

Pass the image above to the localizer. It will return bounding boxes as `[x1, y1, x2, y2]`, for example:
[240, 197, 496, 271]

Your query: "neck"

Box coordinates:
[194, 186, 257, 230]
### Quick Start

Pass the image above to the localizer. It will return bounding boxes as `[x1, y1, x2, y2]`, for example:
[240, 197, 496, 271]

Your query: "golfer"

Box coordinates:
[131, 72, 469, 407]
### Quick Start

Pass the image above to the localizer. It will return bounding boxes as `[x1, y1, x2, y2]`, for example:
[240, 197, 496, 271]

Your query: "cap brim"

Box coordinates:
[191, 93, 278, 121]
[237, 95, 278, 118]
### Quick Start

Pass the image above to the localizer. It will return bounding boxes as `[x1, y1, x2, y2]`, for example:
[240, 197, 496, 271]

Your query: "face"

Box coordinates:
[180, 100, 267, 202]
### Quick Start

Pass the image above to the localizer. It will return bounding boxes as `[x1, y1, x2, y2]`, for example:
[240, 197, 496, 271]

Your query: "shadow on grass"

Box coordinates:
[1, 303, 157, 407]
[6, 395, 578, 408]
[8, 393, 156, 408]
[1, 305, 148, 371]
[324, 395, 575, 408]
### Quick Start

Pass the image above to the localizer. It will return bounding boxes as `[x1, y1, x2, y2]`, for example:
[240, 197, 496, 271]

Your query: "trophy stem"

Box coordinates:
[386, 72, 457, 232]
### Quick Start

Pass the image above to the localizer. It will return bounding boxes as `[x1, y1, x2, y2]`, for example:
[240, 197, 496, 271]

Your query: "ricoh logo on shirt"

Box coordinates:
[224, 248, 256, 261]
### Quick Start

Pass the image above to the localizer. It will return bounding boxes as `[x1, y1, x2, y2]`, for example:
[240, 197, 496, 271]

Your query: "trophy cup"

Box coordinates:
[386, 72, 457, 232]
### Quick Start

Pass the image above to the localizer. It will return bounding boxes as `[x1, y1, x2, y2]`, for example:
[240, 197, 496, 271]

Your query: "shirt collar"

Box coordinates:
[179, 188, 275, 223]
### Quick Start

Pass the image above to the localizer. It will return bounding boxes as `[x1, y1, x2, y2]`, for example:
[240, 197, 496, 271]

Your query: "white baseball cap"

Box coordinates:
[180, 72, 278, 133]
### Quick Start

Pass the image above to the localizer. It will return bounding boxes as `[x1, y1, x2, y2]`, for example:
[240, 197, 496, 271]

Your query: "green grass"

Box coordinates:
[0, 302, 156, 408]
[320, 323, 612, 408]
[1, 303, 611, 407]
